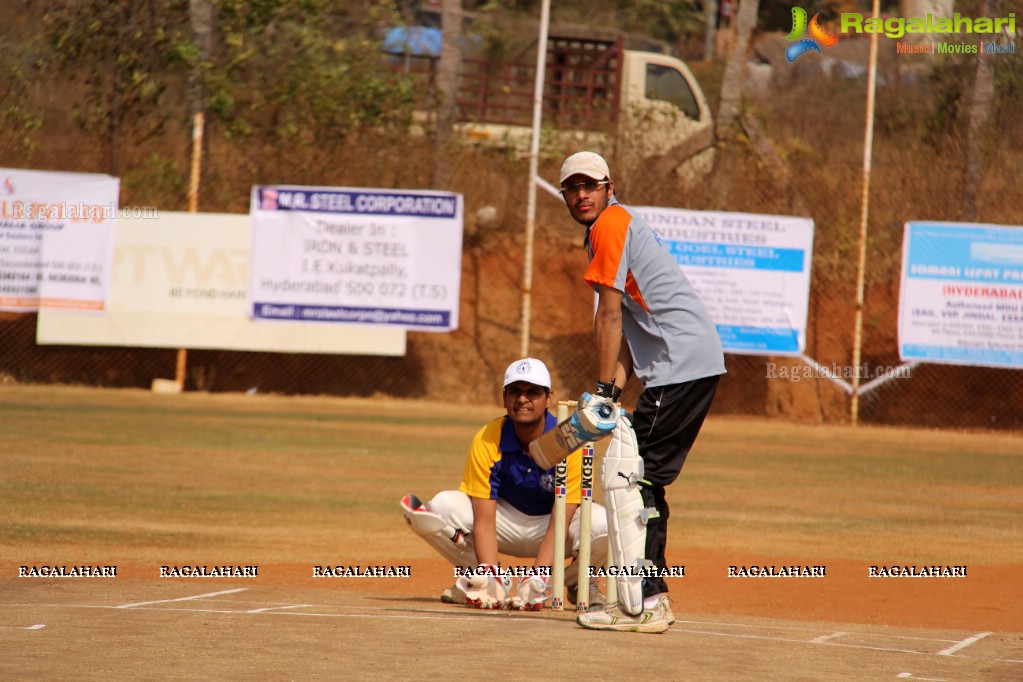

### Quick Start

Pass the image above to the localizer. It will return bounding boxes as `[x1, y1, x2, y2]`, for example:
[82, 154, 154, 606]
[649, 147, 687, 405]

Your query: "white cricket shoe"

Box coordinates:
[576, 600, 670, 634]
[658, 593, 675, 625]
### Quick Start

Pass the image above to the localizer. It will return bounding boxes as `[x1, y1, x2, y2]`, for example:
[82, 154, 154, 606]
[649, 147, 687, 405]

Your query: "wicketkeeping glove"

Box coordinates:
[508, 571, 550, 611]
[456, 564, 512, 610]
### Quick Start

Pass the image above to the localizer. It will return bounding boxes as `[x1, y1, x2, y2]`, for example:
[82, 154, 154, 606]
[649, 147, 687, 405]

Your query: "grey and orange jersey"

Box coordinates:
[584, 199, 725, 387]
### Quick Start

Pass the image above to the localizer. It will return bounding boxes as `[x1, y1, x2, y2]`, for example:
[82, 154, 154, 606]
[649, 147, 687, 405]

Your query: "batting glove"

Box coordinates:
[571, 392, 617, 443]
[595, 380, 622, 403]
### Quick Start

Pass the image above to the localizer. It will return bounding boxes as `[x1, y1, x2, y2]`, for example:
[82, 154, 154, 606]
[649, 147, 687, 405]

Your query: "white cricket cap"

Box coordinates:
[559, 151, 610, 184]
[503, 358, 551, 390]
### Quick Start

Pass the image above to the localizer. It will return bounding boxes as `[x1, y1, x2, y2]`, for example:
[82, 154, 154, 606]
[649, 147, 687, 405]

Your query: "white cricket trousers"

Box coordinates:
[424, 490, 607, 585]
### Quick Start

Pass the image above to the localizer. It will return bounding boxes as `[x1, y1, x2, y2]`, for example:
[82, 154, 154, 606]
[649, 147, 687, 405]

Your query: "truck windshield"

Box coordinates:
[645, 64, 701, 121]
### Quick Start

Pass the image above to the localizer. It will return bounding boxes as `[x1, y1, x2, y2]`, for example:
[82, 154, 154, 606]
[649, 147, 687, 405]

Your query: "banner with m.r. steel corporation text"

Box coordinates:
[249, 185, 463, 331]
[635, 207, 815, 355]
[0, 168, 119, 312]
[899, 221, 1023, 369]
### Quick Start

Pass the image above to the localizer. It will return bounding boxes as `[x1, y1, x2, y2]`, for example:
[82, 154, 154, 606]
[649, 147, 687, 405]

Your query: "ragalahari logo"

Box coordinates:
[785, 7, 840, 62]
[3, 177, 13, 194]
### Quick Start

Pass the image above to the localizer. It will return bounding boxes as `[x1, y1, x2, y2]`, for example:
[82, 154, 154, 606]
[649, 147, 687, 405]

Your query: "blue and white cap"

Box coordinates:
[503, 358, 551, 390]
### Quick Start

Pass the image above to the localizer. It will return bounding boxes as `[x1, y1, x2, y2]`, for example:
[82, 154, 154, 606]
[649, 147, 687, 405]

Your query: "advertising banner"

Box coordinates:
[899, 221, 1023, 368]
[249, 186, 463, 331]
[635, 207, 815, 355]
[0, 168, 119, 312]
[37, 212, 405, 355]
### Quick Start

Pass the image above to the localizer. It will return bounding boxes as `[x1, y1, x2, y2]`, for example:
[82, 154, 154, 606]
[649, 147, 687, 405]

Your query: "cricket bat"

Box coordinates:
[529, 395, 616, 469]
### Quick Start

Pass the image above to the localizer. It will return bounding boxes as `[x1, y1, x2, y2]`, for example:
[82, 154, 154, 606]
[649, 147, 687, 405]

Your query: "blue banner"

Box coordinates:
[665, 241, 805, 272]
[716, 325, 801, 353]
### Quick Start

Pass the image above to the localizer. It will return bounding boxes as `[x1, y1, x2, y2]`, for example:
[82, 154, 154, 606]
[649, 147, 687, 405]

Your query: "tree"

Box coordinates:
[208, 0, 413, 148]
[716, 0, 759, 133]
[43, 0, 189, 175]
[433, 0, 463, 189]
[961, 0, 996, 221]
[187, 0, 213, 121]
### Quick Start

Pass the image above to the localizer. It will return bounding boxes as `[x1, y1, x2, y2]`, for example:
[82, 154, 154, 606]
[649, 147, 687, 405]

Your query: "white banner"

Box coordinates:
[37, 212, 405, 355]
[0, 168, 119, 312]
[899, 221, 1023, 369]
[634, 207, 815, 355]
[249, 185, 463, 331]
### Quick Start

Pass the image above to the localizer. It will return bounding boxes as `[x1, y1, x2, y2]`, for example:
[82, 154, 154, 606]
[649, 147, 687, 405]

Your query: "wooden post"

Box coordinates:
[176, 111, 205, 392]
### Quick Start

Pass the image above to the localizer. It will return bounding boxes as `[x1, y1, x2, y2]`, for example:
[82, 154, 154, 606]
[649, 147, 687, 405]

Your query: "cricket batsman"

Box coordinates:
[558, 151, 726, 633]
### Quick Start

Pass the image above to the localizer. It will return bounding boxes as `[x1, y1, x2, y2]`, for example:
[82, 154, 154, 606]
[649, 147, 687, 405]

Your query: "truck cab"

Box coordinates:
[386, 31, 714, 180]
[617, 48, 714, 179]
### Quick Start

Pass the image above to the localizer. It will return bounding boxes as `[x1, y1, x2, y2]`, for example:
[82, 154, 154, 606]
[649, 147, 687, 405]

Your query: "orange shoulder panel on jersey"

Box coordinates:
[584, 206, 650, 312]
[583, 206, 631, 289]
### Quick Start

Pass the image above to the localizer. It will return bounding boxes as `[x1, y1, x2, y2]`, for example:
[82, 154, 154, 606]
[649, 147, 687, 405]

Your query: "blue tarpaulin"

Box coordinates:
[382, 26, 443, 56]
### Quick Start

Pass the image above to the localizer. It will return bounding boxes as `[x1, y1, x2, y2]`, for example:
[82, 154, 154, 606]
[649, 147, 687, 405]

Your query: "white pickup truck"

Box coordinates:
[388, 31, 715, 178]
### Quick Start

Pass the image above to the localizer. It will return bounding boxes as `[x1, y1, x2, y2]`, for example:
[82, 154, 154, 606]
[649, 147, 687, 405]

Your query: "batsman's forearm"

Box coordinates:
[594, 304, 625, 387]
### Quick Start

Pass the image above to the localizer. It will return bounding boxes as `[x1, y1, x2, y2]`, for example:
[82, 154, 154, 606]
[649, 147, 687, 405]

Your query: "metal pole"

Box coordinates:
[519, 0, 551, 357]
[850, 0, 880, 425]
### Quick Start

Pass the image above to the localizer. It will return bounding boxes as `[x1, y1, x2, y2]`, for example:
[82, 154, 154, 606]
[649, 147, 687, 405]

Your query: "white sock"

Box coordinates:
[643, 594, 663, 609]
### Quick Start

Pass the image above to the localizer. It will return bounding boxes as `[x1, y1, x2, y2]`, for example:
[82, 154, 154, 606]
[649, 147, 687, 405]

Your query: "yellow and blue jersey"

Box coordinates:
[459, 411, 581, 516]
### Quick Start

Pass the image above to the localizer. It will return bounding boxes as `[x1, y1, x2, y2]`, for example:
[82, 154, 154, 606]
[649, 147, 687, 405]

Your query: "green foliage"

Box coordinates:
[616, 0, 705, 44]
[42, 0, 189, 163]
[122, 152, 186, 207]
[0, 65, 43, 159]
[209, 0, 416, 144]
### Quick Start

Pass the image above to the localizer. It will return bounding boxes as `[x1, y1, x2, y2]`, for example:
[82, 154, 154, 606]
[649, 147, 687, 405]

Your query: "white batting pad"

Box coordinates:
[400, 494, 474, 566]
[601, 417, 649, 616]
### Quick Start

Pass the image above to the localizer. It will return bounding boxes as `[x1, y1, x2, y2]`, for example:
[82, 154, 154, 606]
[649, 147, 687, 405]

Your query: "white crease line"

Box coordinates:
[937, 631, 992, 656]
[244, 604, 315, 614]
[678, 628, 935, 656]
[115, 588, 250, 609]
[811, 631, 847, 643]
[676, 621, 959, 645]
[676, 619, 955, 643]
[677, 618, 823, 633]
[77, 605, 552, 623]
[11, 598, 1009, 660]
[0, 624, 45, 630]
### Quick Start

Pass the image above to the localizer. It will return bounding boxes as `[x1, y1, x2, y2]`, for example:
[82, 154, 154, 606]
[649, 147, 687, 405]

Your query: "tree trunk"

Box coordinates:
[712, 0, 760, 203]
[433, 0, 462, 190]
[703, 0, 718, 61]
[962, 0, 995, 222]
[716, 0, 759, 135]
[190, 0, 213, 194]
[188, 0, 213, 120]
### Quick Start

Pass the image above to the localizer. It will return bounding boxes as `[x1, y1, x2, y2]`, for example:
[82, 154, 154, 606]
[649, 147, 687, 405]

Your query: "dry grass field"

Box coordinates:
[2, 384, 1021, 680]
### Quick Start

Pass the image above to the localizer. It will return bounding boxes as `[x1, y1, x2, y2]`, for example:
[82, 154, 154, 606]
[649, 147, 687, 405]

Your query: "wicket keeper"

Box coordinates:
[401, 358, 608, 610]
